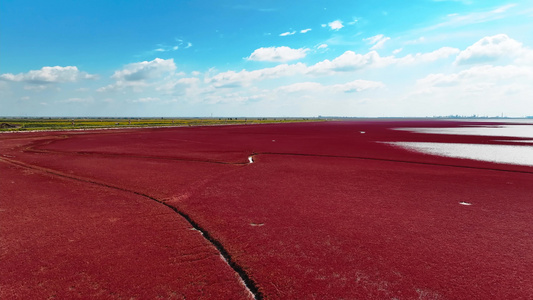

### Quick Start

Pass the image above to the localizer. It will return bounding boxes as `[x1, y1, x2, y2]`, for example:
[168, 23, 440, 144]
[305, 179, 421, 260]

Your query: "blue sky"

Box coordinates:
[1, 0, 533, 117]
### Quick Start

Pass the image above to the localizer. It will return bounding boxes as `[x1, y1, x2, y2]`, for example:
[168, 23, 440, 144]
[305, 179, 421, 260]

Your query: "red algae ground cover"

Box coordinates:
[1, 120, 533, 299]
[0, 157, 251, 299]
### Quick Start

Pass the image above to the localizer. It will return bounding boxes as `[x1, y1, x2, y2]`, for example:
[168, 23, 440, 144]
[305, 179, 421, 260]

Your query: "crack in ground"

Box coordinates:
[0, 157, 263, 300]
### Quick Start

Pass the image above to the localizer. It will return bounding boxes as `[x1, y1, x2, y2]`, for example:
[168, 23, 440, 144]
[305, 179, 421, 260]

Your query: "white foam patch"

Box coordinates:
[388, 142, 533, 167]
[248, 156, 254, 164]
[394, 125, 533, 139]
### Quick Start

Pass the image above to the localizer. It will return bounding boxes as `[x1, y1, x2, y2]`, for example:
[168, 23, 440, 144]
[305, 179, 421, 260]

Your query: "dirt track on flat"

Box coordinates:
[2, 120, 533, 299]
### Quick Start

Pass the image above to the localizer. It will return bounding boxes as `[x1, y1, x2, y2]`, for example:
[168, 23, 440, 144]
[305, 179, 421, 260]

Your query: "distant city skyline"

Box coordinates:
[1, 0, 532, 117]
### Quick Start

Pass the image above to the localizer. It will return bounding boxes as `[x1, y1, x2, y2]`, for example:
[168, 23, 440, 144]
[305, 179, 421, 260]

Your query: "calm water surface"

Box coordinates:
[389, 120, 533, 166]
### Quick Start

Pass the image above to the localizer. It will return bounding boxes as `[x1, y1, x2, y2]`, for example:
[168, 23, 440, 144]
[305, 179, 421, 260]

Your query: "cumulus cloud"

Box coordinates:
[300, 28, 312, 33]
[418, 65, 533, 87]
[98, 58, 177, 93]
[364, 34, 390, 50]
[331, 80, 385, 93]
[206, 63, 307, 88]
[307, 46, 457, 74]
[327, 20, 344, 30]
[277, 82, 324, 93]
[0, 66, 96, 84]
[398, 47, 460, 64]
[112, 58, 177, 81]
[97, 81, 148, 93]
[307, 51, 386, 74]
[157, 77, 201, 93]
[247, 46, 309, 62]
[408, 64, 533, 116]
[213, 46, 461, 88]
[177, 77, 201, 85]
[455, 34, 525, 65]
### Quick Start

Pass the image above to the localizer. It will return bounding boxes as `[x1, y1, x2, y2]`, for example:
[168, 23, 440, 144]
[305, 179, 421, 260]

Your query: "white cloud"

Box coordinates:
[418, 65, 533, 87]
[247, 46, 309, 62]
[215, 46, 461, 88]
[97, 81, 148, 93]
[277, 82, 324, 93]
[151, 40, 192, 53]
[393, 48, 403, 54]
[364, 34, 390, 50]
[0, 66, 96, 84]
[279, 31, 296, 36]
[206, 63, 307, 88]
[426, 4, 516, 31]
[408, 64, 533, 116]
[177, 77, 200, 85]
[112, 58, 176, 81]
[133, 97, 160, 103]
[99, 58, 177, 93]
[331, 80, 385, 93]
[348, 18, 359, 25]
[328, 20, 344, 30]
[317, 44, 328, 49]
[157, 77, 200, 93]
[23, 85, 48, 91]
[300, 28, 312, 33]
[307, 51, 386, 74]
[398, 47, 460, 64]
[275, 79, 384, 95]
[61, 97, 94, 103]
[405, 37, 426, 45]
[455, 34, 525, 65]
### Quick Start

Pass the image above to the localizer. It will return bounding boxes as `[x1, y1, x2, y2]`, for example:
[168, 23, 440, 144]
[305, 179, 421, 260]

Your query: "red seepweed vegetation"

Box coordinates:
[1, 120, 532, 299]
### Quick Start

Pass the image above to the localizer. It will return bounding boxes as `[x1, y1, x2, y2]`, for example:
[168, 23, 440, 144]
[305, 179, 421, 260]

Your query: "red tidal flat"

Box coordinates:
[1, 120, 533, 299]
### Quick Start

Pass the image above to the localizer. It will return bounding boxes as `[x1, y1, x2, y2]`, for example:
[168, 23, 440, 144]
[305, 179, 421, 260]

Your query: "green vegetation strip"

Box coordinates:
[0, 117, 320, 131]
